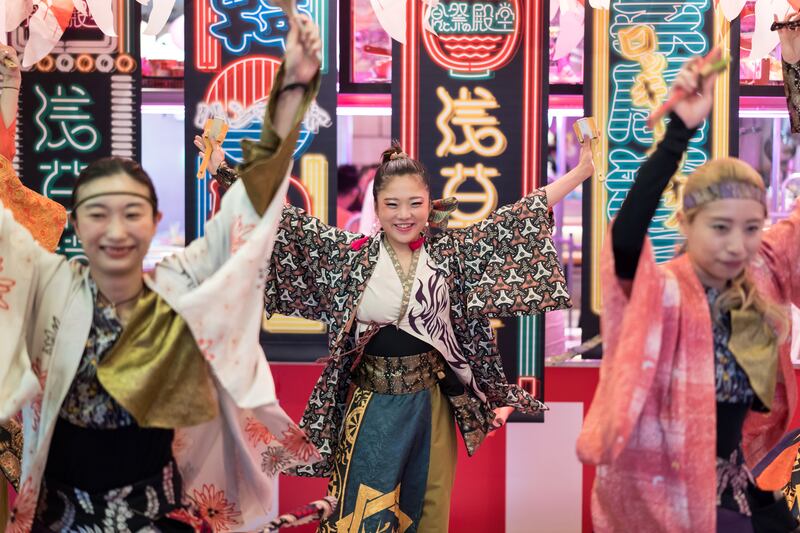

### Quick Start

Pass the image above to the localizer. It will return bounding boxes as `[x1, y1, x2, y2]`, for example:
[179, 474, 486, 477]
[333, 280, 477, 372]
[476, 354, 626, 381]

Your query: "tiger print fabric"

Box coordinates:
[265, 190, 571, 476]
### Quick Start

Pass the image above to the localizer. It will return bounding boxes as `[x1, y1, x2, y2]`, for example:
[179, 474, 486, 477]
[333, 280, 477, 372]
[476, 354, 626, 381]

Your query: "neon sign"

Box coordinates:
[588, 0, 732, 316]
[209, 0, 313, 55]
[421, 0, 521, 79]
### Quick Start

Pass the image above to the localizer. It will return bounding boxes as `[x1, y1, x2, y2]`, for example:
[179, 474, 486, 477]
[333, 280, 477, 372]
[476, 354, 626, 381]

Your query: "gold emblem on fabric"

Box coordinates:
[382, 237, 421, 326]
[335, 483, 413, 533]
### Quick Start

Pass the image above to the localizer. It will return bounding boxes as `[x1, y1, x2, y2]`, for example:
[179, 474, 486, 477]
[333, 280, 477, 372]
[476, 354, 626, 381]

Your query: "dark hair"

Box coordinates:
[373, 141, 429, 201]
[71, 157, 159, 213]
[337, 164, 360, 195]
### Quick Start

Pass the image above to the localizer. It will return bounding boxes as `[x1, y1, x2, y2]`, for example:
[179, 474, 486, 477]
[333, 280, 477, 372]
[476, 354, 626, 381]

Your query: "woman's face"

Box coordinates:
[72, 173, 161, 278]
[375, 173, 430, 248]
[681, 197, 765, 289]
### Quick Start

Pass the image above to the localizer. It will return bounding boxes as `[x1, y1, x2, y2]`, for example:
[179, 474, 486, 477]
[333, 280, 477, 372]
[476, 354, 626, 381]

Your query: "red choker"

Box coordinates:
[350, 234, 426, 251]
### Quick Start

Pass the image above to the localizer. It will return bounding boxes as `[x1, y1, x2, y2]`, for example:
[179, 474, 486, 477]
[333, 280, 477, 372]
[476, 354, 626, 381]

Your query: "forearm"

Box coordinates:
[0, 84, 19, 160]
[783, 59, 800, 134]
[542, 162, 593, 207]
[238, 63, 321, 215]
[0, 84, 18, 130]
[612, 113, 696, 278]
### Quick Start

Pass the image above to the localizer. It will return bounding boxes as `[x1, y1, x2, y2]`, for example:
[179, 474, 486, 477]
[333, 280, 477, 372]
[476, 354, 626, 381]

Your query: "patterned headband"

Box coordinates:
[682, 181, 766, 210]
[73, 192, 156, 212]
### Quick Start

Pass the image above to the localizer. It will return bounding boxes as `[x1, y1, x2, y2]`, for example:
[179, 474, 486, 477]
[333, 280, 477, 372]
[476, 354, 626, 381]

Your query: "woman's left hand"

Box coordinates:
[490, 406, 515, 431]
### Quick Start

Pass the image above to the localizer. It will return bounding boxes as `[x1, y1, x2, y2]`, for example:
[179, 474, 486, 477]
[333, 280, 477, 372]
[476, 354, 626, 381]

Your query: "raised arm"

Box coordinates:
[541, 141, 594, 206]
[0, 45, 20, 161]
[156, 14, 322, 288]
[237, 14, 321, 216]
[776, 12, 800, 133]
[611, 60, 715, 280]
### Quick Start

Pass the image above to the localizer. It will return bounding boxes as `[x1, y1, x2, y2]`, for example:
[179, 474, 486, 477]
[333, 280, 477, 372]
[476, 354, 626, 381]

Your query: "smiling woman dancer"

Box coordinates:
[577, 56, 799, 532]
[0, 15, 326, 533]
[207, 133, 595, 531]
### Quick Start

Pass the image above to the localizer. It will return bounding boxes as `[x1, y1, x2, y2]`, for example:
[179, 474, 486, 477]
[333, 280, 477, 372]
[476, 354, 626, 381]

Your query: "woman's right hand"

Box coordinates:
[193, 134, 225, 175]
[0, 45, 21, 89]
[671, 52, 719, 130]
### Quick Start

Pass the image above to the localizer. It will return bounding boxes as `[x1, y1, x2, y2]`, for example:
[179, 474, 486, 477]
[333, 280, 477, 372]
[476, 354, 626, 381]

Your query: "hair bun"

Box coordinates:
[379, 140, 406, 165]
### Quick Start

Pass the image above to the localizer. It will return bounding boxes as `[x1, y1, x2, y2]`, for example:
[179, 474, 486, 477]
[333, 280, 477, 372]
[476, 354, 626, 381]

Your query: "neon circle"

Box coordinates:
[56, 54, 75, 72]
[37, 55, 56, 72]
[203, 55, 314, 163]
[421, 0, 522, 77]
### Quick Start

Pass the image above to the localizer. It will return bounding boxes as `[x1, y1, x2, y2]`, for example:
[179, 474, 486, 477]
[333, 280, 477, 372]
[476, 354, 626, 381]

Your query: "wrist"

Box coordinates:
[1, 78, 20, 90]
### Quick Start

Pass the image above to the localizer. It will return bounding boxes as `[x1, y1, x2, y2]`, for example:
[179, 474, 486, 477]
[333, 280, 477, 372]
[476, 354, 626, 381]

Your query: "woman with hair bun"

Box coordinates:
[214, 131, 594, 530]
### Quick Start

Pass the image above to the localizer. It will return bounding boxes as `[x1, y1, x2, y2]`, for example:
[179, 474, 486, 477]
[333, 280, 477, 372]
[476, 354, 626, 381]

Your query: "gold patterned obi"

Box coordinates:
[353, 351, 446, 395]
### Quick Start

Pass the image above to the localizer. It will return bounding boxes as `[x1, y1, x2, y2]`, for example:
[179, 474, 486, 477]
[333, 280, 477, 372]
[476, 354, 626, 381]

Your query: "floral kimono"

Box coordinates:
[264, 190, 571, 481]
[0, 67, 322, 532]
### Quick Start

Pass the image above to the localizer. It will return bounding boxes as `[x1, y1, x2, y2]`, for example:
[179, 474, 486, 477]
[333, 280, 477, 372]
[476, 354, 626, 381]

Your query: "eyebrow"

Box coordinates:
[383, 197, 425, 201]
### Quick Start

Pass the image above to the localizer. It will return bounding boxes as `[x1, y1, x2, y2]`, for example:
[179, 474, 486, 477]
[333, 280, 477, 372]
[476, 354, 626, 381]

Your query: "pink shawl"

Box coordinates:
[577, 210, 800, 532]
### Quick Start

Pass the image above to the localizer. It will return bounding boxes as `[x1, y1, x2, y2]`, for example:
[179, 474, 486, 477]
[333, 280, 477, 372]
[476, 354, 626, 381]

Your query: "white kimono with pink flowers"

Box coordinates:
[0, 174, 320, 532]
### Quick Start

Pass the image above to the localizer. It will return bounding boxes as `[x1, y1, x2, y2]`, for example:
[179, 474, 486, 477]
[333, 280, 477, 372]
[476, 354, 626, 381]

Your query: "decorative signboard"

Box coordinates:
[394, 0, 551, 403]
[12, 2, 141, 261]
[581, 2, 738, 342]
[185, 0, 338, 354]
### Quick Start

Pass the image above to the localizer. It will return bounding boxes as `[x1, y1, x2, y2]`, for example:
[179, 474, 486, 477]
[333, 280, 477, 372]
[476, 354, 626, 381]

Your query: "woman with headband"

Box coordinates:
[578, 57, 799, 532]
[0, 16, 325, 532]
[206, 132, 594, 530]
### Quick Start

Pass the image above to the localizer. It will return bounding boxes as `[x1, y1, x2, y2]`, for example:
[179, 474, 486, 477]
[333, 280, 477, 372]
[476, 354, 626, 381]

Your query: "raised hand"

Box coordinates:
[776, 11, 800, 64]
[671, 53, 719, 130]
[193, 134, 225, 175]
[0, 45, 21, 89]
[283, 14, 322, 86]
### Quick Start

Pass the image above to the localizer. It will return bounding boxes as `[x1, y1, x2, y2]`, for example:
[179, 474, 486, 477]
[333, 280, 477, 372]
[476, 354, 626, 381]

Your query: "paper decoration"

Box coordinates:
[553, 6, 584, 60]
[23, 0, 75, 68]
[718, 0, 748, 21]
[5, 0, 174, 66]
[370, 0, 406, 43]
[750, 0, 793, 63]
[142, 0, 176, 36]
[86, 0, 116, 35]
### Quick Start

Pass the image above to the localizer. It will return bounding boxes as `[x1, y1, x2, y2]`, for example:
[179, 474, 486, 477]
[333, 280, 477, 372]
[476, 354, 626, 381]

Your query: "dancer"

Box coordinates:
[577, 57, 799, 532]
[0, 16, 324, 532]
[208, 135, 594, 530]
[0, 43, 66, 531]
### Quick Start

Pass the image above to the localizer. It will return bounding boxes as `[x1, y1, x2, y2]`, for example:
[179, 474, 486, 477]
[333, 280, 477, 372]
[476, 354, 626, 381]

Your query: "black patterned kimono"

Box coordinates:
[264, 189, 571, 483]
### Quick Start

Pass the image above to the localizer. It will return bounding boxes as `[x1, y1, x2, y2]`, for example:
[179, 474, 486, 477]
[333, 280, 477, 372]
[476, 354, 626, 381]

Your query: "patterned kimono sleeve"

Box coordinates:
[761, 204, 800, 307]
[448, 189, 571, 317]
[783, 60, 800, 134]
[467, 318, 546, 413]
[264, 206, 357, 324]
[0, 116, 14, 161]
[741, 204, 800, 466]
[576, 224, 671, 465]
[0, 203, 62, 422]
